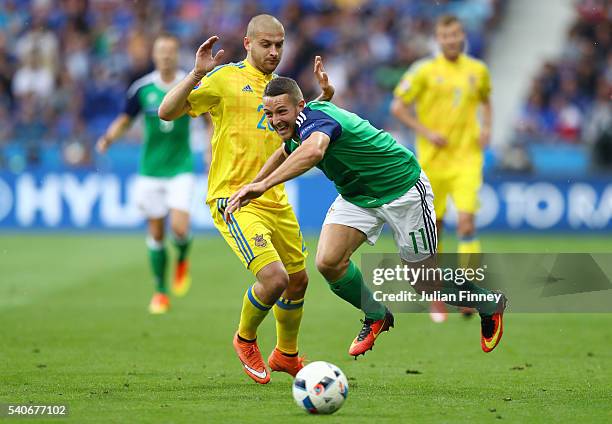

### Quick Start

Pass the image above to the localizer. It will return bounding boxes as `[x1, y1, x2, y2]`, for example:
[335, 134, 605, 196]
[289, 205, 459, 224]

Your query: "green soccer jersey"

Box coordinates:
[124, 71, 192, 177]
[284, 101, 421, 208]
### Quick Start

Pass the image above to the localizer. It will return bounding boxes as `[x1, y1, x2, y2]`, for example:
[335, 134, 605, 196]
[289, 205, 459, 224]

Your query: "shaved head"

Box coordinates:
[244, 14, 285, 74]
[246, 14, 284, 39]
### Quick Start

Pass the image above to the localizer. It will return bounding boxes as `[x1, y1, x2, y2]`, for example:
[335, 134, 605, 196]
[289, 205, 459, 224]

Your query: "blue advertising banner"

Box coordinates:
[0, 171, 610, 232]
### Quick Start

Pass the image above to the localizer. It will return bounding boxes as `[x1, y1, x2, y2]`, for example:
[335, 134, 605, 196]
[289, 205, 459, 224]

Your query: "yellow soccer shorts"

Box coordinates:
[427, 169, 482, 218]
[210, 198, 307, 276]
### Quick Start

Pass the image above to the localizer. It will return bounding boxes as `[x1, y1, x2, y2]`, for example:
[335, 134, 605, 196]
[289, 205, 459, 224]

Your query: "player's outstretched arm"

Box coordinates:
[96, 114, 132, 154]
[390, 97, 447, 147]
[313, 56, 335, 102]
[251, 146, 288, 184]
[225, 132, 330, 219]
[262, 132, 330, 189]
[224, 146, 287, 220]
[158, 36, 225, 121]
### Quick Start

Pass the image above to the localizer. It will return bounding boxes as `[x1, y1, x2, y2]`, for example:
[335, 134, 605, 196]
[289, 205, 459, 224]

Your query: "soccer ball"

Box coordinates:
[292, 361, 349, 414]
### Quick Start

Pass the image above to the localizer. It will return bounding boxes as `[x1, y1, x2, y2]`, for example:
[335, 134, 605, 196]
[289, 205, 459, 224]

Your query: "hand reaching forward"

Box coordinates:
[224, 182, 267, 222]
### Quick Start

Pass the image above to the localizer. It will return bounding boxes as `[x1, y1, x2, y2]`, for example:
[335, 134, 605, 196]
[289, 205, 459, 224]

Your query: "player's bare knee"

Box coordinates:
[287, 271, 308, 298]
[266, 271, 289, 298]
[148, 230, 164, 243]
[148, 219, 165, 241]
[457, 219, 475, 237]
[256, 262, 290, 300]
[171, 224, 189, 241]
[316, 254, 348, 281]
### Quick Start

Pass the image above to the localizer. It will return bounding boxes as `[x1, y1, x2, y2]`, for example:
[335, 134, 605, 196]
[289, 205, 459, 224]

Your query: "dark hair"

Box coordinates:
[263, 77, 304, 104]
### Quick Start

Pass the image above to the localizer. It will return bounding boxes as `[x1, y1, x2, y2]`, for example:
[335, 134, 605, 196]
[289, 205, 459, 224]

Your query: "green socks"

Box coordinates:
[147, 237, 167, 294]
[327, 261, 386, 321]
[173, 235, 192, 262]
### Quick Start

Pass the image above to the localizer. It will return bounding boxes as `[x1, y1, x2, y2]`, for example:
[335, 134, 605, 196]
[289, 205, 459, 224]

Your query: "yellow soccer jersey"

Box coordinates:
[394, 54, 491, 174]
[187, 60, 287, 206]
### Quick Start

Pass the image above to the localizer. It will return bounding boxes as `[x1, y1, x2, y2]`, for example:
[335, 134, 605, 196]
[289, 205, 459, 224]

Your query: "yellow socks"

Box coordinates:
[272, 297, 304, 355]
[458, 236, 482, 268]
[237, 285, 271, 341]
[458, 236, 481, 254]
[237, 284, 305, 354]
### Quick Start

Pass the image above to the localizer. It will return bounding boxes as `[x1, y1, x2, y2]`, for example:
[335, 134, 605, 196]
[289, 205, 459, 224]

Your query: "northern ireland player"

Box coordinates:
[226, 77, 507, 356]
[97, 33, 194, 314]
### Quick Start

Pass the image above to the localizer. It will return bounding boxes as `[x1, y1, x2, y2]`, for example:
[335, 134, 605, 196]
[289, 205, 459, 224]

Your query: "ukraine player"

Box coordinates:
[226, 77, 507, 356]
[97, 33, 193, 315]
[158, 15, 333, 384]
[391, 15, 492, 321]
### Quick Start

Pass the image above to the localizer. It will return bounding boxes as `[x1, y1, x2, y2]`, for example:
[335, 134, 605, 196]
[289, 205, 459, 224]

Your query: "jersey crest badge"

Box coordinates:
[252, 234, 267, 248]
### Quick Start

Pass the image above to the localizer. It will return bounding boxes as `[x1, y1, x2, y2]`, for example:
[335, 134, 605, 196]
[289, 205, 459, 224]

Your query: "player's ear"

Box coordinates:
[297, 99, 305, 109]
[243, 36, 250, 52]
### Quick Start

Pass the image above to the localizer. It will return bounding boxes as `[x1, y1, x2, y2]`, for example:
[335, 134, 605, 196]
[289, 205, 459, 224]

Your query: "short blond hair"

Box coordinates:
[436, 15, 463, 29]
[246, 14, 284, 39]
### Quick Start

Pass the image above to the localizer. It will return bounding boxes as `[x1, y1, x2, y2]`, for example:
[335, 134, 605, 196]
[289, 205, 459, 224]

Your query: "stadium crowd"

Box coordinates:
[515, 0, 611, 158]
[1, 0, 505, 170]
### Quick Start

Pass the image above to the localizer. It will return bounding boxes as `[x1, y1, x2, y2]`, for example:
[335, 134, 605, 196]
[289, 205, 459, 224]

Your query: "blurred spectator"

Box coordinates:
[14, 2, 60, 74]
[62, 24, 91, 82]
[515, 91, 556, 140]
[0, 33, 16, 109]
[12, 48, 55, 102]
[586, 78, 612, 169]
[552, 95, 583, 143]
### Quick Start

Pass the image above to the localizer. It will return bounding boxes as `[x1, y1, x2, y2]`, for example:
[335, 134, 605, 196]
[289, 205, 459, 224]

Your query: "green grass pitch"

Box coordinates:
[1, 233, 611, 423]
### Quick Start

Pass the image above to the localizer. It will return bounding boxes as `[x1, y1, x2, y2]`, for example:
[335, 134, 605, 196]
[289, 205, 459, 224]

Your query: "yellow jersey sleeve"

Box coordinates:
[393, 61, 428, 104]
[187, 71, 223, 117]
[478, 64, 492, 101]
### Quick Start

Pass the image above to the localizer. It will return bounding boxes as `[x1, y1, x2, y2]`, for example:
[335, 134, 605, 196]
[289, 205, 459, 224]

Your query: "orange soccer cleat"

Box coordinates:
[480, 292, 508, 353]
[348, 309, 394, 358]
[148, 293, 170, 314]
[172, 260, 191, 297]
[233, 333, 270, 384]
[268, 348, 305, 377]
